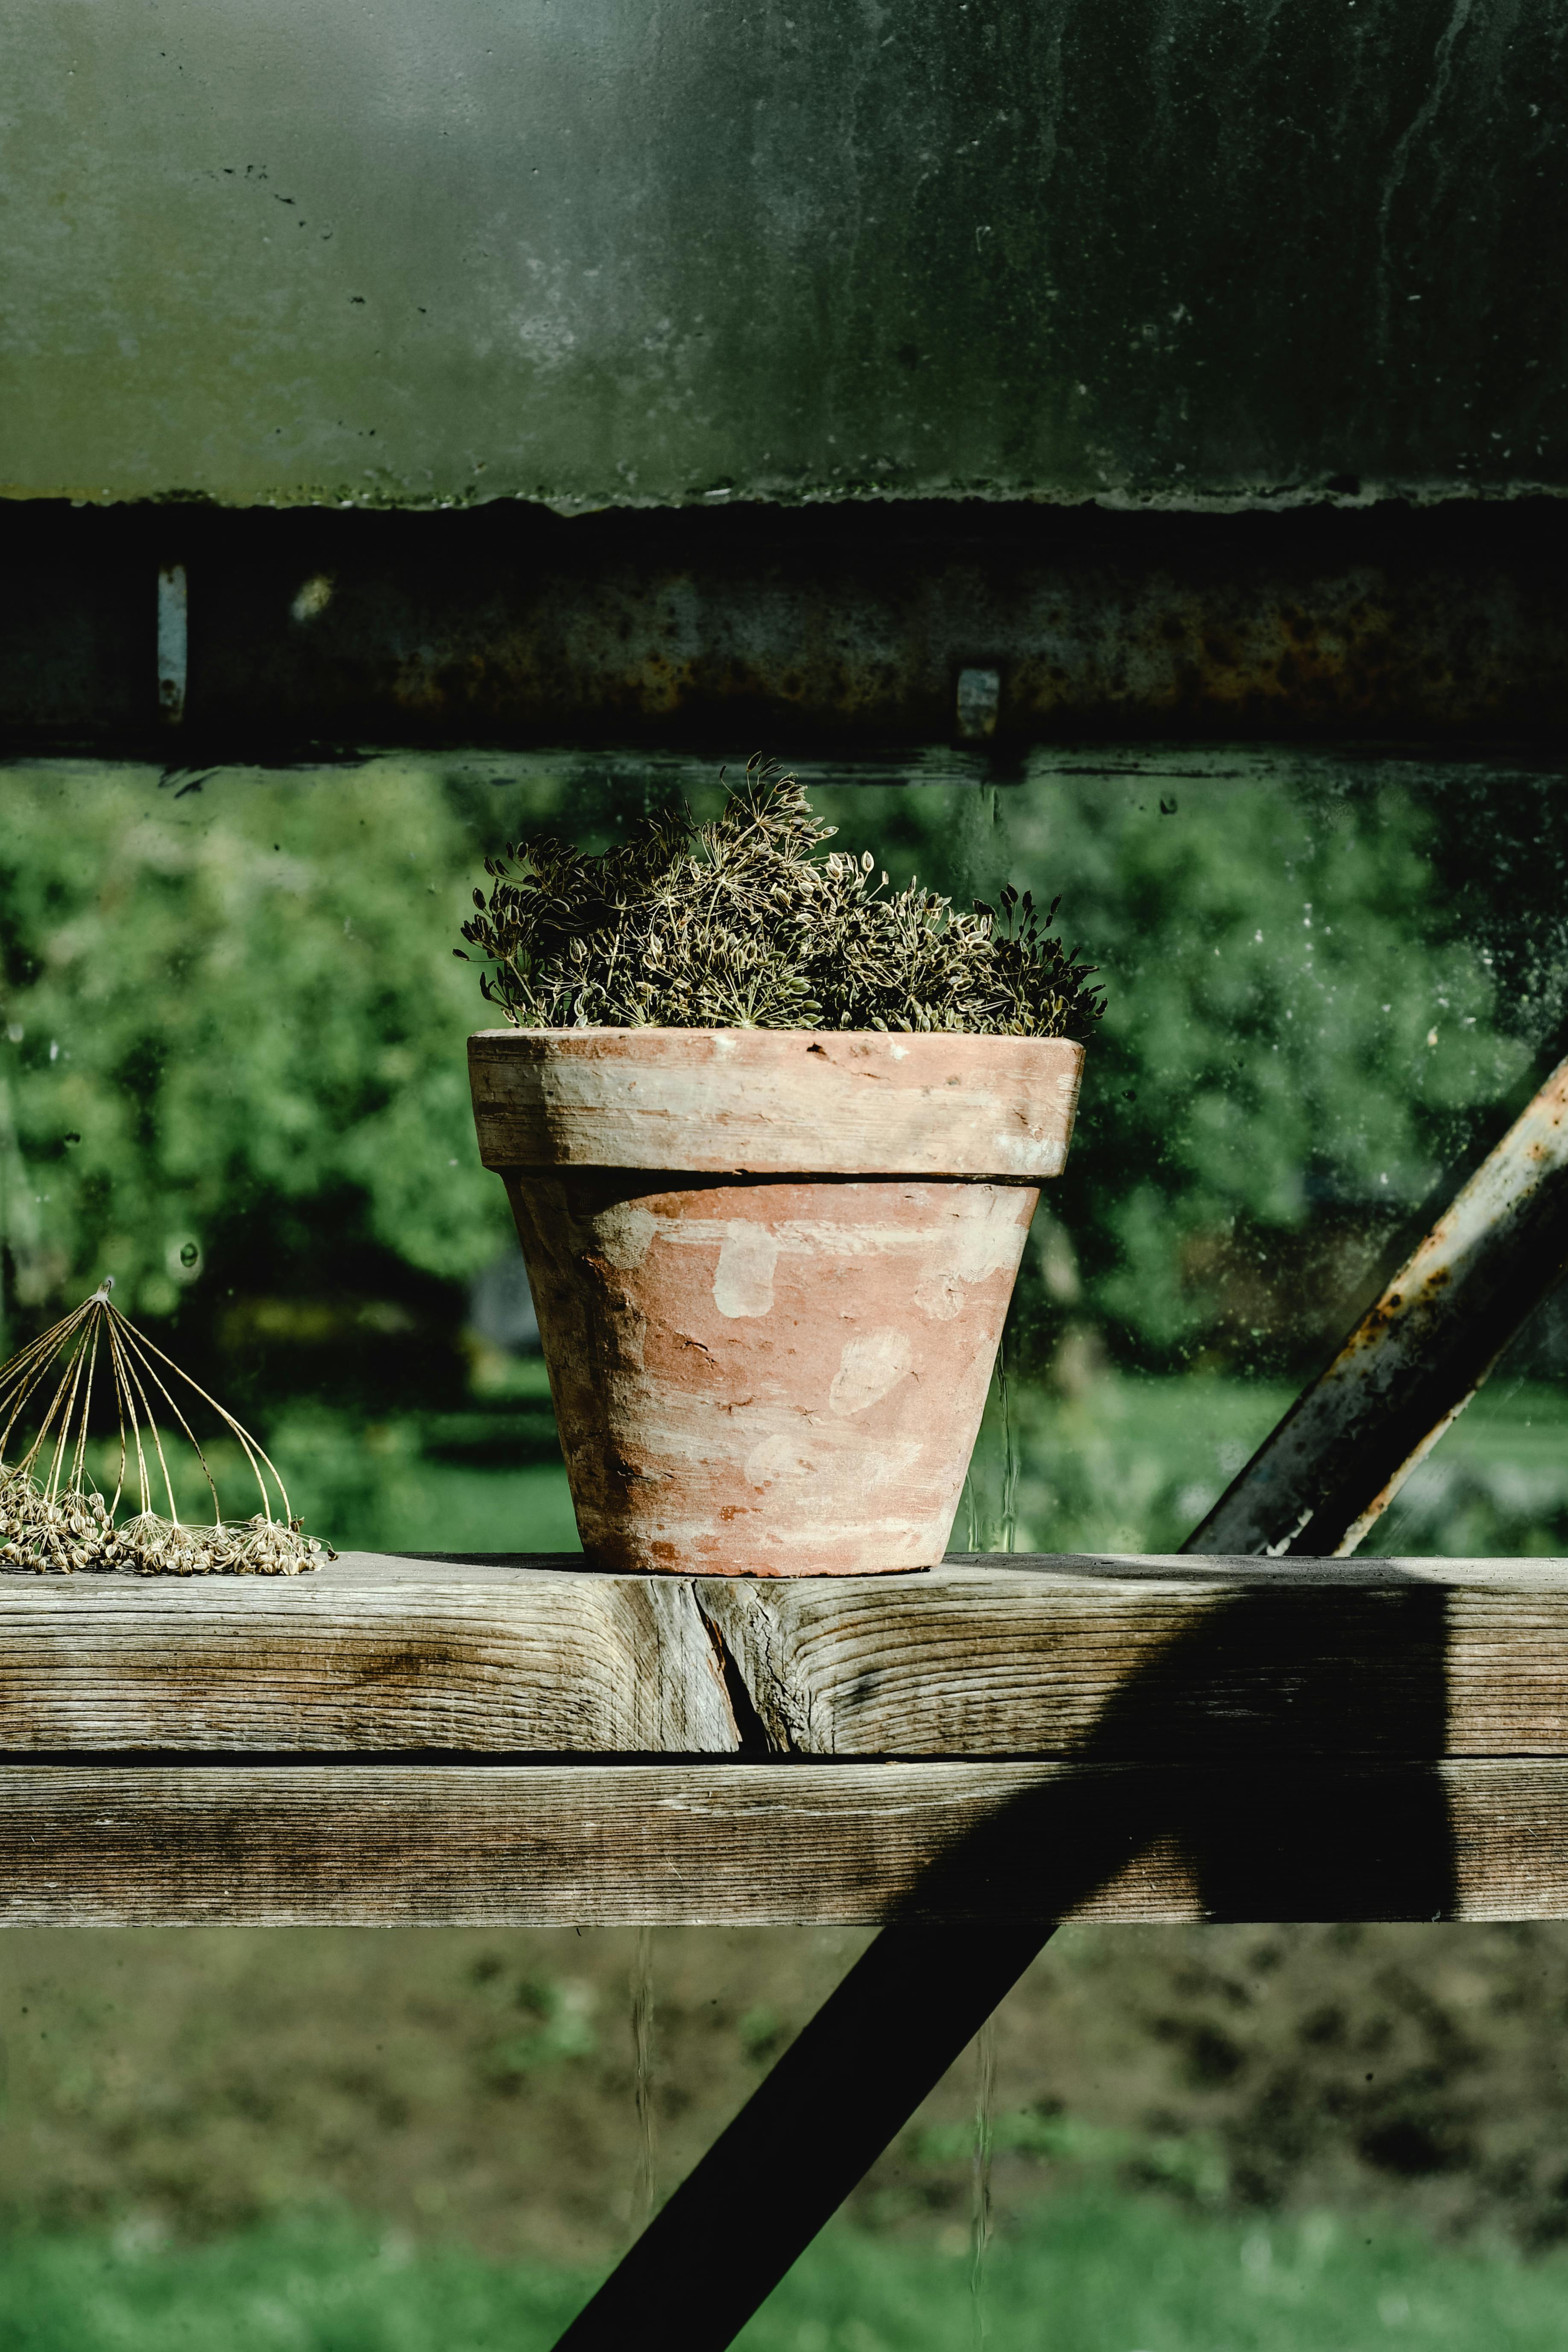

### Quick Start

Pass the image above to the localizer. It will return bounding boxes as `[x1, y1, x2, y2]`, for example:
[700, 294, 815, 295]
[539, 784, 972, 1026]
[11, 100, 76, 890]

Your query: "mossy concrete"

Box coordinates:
[3, 0, 1565, 512]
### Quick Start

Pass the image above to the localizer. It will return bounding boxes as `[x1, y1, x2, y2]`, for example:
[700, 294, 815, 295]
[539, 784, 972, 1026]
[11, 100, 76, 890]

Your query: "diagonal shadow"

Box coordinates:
[551, 1032, 1568, 2346]
[900, 1572, 1456, 1927]
[554, 1570, 1456, 2350]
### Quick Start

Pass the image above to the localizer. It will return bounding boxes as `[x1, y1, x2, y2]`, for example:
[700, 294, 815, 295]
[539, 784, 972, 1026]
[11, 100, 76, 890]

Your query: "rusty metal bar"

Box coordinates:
[1185, 1054, 1568, 1559]
[6, 498, 1568, 753]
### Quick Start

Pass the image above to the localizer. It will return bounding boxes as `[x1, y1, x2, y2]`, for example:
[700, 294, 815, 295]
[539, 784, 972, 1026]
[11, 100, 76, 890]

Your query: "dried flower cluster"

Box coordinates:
[0, 1283, 328, 1577]
[459, 767, 1105, 1038]
[0, 1477, 322, 1577]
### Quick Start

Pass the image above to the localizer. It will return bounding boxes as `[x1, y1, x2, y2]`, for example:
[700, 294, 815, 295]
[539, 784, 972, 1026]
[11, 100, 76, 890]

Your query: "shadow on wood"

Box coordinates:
[552, 1577, 1455, 2350]
[896, 1578, 1455, 1924]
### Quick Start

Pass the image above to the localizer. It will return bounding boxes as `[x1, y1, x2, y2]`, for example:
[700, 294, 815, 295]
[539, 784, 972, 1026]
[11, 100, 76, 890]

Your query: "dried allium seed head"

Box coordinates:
[459, 758, 1105, 1040]
[0, 1291, 332, 1578]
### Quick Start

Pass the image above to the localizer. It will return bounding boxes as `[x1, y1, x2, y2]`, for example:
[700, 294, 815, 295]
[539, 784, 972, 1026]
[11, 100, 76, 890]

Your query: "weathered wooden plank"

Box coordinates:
[0, 1556, 741, 1756]
[700, 1560, 1568, 1760]
[0, 1759, 1561, 1926]
[6, 1550, 1568, 1759]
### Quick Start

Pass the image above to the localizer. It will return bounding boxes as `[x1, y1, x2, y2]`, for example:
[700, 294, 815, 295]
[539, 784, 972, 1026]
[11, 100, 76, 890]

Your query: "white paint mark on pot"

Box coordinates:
[745, 1431, 817, 1484]
[594, 1203, 659, 1269]
[637, 1394, 928, 1499]
[913, 1194, 1030, 1317]
[913, 1270, 967, 1321]
[648, 1210, 1015, 1261]
[829, 1329, 914, 1417]
[713, 1223, 779, 1317]
[950, 1194, 1032, 1275]
[992, 1132, 1067, 1175]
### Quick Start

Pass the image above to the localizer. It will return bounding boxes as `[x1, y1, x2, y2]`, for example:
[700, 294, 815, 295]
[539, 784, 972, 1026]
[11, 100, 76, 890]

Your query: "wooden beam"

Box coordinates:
[700, 1557, 1568, 1759]
[0, 1757, 1565, 1926]
[4, 1551, 1568, 1757]
[0, 1553, 742, 1755]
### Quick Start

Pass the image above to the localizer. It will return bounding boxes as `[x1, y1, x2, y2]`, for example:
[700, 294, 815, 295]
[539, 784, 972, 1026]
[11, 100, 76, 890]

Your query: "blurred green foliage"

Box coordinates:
[863, 760, 1545, 1370]
[0, 751, 1561, 1408]
[0, 760, 519, 1330]
[915, 2107, 1230, 2207]
[4, 2194, 1568, 2352]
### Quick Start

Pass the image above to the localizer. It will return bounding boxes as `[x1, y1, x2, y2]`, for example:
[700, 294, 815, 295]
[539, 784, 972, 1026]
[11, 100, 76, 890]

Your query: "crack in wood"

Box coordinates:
[689, 1587, 773, 1757]
[695, 1581, 812, 1756]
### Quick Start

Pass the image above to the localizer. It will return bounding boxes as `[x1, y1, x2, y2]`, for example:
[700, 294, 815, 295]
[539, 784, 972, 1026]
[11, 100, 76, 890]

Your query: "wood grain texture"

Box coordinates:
[0, 1759, 1561, 1926]
[0, 1557, 740, 1755]
[5, 1551, 1568, 1759]
[469, 1029, 1084, 1181]
[698, 1559, 1568, 1759]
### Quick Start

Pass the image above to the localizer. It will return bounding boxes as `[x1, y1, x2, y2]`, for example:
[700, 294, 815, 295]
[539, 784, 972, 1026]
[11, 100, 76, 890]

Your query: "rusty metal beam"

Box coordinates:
[5, 498, 1568, 753]
[1185, 1056, 1568, 1559]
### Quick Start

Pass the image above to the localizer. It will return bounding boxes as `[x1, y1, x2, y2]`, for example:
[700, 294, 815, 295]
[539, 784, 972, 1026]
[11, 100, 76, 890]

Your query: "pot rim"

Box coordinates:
[470, 1024, 1085, 1041]
[469, 1024, 1084, 1181]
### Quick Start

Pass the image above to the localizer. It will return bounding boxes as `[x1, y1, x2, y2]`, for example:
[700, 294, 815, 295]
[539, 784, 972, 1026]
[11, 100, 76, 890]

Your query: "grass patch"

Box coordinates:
[264, 1408, 581, 1556]
[0, 2220, 586, 2352]
[750, 2192, 1568, 2351]
[3, 2194, 1567, 2352]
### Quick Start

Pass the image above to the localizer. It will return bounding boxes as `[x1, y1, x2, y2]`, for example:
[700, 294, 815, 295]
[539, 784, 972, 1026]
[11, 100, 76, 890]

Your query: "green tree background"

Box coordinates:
[0, 748, 1563, 1553]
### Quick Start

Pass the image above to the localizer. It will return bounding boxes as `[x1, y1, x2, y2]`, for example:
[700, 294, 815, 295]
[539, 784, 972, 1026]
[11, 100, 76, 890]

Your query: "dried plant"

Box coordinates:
[459, 763, 1105, 1037]
[0, 1280, 330, 1576]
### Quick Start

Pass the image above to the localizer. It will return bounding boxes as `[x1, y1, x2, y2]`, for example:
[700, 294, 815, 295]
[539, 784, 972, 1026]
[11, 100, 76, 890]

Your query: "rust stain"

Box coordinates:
[9, 503, 1568, 749]
[1186, 1049, 1568, 1560]
[369, 543, 1568, 739]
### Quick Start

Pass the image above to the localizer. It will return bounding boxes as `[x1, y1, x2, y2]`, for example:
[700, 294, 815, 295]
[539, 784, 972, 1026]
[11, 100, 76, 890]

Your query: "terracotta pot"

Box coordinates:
[469, 1029, 1084, 1575]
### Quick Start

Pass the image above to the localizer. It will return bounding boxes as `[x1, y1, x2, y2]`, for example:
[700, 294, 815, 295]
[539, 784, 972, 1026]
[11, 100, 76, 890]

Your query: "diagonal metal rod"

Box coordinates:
[1185, 1050, 1568, 1557]
[554, 1050, 1568, 2352]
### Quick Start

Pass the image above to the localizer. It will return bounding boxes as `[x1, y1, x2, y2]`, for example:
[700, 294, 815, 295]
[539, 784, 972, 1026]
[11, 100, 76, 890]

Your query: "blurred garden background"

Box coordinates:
[5, 746, 1568, 2348]
[2, 745, 1565, 1558]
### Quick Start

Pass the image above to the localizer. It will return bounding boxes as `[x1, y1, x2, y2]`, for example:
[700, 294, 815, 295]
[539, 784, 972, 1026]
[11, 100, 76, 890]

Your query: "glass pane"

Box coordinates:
[3, 746, 1562, 1556]
[5, 749, 1568, 2347]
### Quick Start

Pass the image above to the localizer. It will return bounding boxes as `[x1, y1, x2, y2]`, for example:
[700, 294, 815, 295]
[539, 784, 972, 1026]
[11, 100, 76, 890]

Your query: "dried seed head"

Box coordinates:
[0, 1290, 333, 1578]
[458, 758, 1106, 1041]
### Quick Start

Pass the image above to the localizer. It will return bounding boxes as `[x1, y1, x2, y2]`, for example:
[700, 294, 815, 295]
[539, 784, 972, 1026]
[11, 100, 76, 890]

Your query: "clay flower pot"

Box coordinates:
[469, 1029, 1083, 1575]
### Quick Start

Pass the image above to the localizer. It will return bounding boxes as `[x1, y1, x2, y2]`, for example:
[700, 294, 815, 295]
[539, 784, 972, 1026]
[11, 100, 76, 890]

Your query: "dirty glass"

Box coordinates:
[2, 745, 1563, 1560]
[11, 1915, 1568, 2349]
[6, 745, 1568, 2348]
